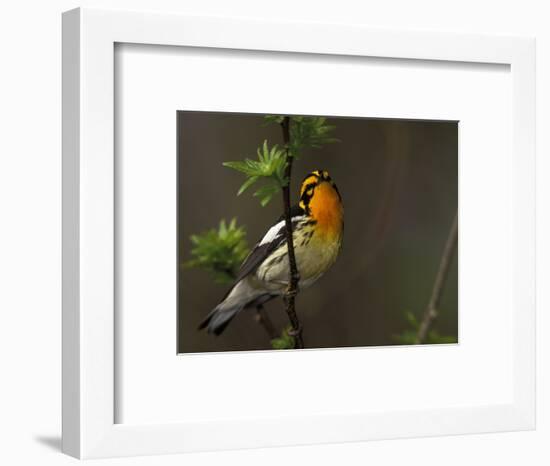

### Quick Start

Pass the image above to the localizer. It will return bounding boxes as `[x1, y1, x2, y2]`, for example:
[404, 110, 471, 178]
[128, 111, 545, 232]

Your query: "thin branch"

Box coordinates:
[280, 116, 304, 348]
[254, 304, 278, 340]
[416, 211, 458, 344]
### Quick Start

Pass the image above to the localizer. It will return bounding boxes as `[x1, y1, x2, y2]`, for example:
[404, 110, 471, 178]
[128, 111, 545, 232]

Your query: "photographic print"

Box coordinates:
[178, 112, 458, 353]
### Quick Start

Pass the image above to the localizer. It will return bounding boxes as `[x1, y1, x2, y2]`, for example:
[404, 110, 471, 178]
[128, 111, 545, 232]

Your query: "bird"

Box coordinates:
[198, 169, 344, 335]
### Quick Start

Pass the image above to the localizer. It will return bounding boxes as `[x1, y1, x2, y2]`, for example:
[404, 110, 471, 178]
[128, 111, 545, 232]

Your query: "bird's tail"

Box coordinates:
[198, 280, 260, 335]
[198, 304, 242, 336]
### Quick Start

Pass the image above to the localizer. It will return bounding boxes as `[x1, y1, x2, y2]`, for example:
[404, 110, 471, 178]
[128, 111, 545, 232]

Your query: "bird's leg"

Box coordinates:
[270, 274, 301, 296]
[254, 304, 278, 340]
[285, 279, 300, 298]
[287, 270, 301, 296]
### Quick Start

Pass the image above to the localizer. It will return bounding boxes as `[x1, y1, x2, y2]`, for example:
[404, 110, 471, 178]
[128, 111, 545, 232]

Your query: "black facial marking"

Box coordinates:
[300, 182, 317, 207]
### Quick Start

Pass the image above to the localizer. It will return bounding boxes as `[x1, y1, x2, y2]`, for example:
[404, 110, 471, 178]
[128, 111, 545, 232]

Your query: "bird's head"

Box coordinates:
[299, 170, 343, 236]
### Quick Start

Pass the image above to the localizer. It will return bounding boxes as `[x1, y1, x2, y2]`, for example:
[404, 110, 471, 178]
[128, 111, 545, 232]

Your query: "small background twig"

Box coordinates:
[416, 211, 458, 344]
[254, 304, 278, 340]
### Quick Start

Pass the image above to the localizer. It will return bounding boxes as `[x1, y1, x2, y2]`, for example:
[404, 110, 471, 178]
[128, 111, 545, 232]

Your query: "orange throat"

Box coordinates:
[308, 182, 344, 239]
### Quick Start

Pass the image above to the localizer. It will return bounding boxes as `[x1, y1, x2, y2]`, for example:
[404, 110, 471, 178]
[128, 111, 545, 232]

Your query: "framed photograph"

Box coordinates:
[176, 112, 458, 353]
[62, 8, 535, 459]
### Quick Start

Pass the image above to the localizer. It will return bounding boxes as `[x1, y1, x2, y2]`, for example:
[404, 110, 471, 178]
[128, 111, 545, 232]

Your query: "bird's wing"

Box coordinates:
[234, 206, 305, 283]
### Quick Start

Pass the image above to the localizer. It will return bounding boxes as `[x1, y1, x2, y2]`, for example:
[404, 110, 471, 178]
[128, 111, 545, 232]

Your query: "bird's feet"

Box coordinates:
[285, 286, 299, 298]
[285, 272, 301, 297]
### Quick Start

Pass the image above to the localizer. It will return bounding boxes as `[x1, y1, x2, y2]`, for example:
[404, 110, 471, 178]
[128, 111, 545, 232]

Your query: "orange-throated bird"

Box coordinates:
[199, 170, 344, 335]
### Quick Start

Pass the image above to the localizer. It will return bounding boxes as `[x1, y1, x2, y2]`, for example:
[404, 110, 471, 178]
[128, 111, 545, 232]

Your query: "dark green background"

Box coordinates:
[177, 112, 458, 353]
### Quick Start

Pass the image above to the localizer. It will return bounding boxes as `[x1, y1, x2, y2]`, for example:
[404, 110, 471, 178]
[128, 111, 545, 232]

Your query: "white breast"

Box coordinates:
[254, 225, 342, 293]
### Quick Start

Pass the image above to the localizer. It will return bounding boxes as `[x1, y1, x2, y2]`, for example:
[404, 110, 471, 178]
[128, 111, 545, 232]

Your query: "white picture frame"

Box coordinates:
[62, 7, 535, 459]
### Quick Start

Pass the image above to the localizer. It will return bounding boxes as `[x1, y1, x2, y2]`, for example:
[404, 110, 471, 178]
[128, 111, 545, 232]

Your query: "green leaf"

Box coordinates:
[263, 115, 284, 125]
[224, 140, 288, 207]
[183, 218, 250, 284]
[271, 326, 296, 349]
[289, 116, 339, 157]
[392, 330, 418, 345]
[237, 176, 259, 196]
[253, 183, 279, 204]
[393, 310, 457, 345]
[426, 330, 458, 344]
[222, 160, 258, 176]
[404, 310, 419, 329]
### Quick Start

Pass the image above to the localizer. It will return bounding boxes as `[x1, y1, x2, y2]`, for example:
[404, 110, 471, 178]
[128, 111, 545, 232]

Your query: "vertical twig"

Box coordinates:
[416, 211, 458, 344]
[280, 116, 304, 348]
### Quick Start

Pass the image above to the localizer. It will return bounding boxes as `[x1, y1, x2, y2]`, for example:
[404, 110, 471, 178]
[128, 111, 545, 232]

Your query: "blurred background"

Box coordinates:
[177, 112, 458, 353]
